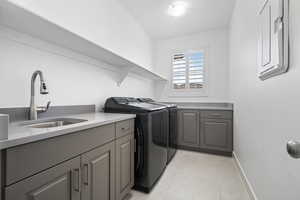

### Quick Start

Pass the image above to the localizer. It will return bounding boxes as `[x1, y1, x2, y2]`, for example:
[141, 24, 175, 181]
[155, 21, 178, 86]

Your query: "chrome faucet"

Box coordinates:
[29, 70, 51, 120]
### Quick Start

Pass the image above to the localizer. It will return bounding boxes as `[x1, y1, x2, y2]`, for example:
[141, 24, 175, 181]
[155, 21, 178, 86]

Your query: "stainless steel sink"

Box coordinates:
[21, 118, 88, 128]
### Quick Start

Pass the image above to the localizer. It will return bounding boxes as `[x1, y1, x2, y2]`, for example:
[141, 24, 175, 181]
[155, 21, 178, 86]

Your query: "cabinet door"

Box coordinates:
[200, 119, 233, 152]
[5, 157, 81, 200]
[81, 142, 115, 200]
[116, 134, 134, 200]
[178, 110, 200, 148]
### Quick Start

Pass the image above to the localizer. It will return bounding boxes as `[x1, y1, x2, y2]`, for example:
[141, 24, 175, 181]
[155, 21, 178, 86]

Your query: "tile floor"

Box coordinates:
[128, 150, 250, 200]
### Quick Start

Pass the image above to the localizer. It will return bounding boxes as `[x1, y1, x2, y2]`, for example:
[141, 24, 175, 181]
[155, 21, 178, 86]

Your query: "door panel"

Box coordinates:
[116, 134, 134, 200]
[5, 157, 81, 200]
[201, 119, 233, 152]
[168, 108, 178, 162]
[81, 142, 115, 200]
[120, 142, 130, 189]
[91, 153, 110, 200]
[30, 176, 69, 200]
[178, 110, 200, 148]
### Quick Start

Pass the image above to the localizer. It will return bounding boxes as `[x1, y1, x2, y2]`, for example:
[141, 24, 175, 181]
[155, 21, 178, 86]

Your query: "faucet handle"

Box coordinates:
[37, 101, 51, 113]
[46, 101, 51, 110]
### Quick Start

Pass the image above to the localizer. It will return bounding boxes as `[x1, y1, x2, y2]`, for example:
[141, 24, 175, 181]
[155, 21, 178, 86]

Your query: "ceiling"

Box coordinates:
[118, 0, 236, 40]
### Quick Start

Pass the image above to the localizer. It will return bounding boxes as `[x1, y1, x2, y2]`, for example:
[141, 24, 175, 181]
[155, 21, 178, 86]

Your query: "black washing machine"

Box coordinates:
[104, 97, 168, 193]
[138, 98, 178, 164]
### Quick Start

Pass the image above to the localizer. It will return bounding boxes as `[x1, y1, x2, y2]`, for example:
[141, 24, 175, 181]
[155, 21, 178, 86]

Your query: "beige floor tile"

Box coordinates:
[128, 150, 250, 200]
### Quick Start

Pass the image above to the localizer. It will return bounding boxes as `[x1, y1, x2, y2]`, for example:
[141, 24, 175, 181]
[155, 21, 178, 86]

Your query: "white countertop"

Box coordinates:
[0, 112, 135, 150]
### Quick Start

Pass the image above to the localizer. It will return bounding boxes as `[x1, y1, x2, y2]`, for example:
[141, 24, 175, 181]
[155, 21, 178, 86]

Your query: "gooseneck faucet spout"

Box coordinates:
[30, 70, 51, 120]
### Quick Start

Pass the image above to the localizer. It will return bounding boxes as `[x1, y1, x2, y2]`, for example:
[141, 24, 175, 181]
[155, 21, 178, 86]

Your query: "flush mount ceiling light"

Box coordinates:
[167, 1, 188, 17]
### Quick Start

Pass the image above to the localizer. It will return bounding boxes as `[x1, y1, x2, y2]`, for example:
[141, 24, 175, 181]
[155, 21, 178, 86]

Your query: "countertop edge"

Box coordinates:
[177, 106, 233, 111]
[0, 115, 135, 150]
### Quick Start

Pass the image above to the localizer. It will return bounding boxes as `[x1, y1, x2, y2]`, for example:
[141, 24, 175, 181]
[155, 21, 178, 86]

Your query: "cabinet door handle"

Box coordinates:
[72, 168, 81, 192]
[121, 127, 130, 132]
[83, 164, 89, 185]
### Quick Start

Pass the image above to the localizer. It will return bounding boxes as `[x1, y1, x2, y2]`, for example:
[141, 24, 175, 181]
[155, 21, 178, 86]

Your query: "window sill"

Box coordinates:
[168, 89, 208, 98]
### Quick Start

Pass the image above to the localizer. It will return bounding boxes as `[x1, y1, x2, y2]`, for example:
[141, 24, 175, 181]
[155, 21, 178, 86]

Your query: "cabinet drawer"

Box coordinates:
[116, 119, 134, 138]
[202, 111, 233, 119]
[5, 124, 115, 186]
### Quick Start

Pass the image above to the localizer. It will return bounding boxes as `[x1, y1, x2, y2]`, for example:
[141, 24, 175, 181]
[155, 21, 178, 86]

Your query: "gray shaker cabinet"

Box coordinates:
[116, 134, 135, 200]
[178, 110, 200, 148]
[3, 119, 135, 200]
[81, 141, 116, 200]
[5, 156, 81, 200]
[177, 109, 233, 155]
[200, 119, 233, 152]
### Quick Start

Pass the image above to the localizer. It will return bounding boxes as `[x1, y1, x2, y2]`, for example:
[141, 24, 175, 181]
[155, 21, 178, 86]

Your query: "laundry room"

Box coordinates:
[0, 0, 299, 200]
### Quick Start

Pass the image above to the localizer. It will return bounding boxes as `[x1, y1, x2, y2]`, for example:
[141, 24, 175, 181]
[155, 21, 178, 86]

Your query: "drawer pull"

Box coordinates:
[210, 113, 223, 117]
[121, 127, 130, 131]
[72, 168, 81, 192]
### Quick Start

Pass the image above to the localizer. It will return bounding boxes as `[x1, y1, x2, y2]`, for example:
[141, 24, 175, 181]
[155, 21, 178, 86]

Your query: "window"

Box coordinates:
[172, 51, 205, 90]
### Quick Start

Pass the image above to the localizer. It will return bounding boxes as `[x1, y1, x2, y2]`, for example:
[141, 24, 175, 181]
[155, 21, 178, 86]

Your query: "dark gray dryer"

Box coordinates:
[104, 97, 169, 193]
[137, 98, 178, 164]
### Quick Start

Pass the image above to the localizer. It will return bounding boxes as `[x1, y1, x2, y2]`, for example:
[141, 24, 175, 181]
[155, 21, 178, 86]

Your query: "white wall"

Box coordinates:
[0, 27, 155, 109]
[229, 0, 300, 199]
[8, 0, 153, 70]
[153, 29, 229, 102]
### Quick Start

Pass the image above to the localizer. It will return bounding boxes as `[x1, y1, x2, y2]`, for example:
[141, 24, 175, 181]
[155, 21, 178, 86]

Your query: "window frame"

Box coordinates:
[169, 49, 209, 97]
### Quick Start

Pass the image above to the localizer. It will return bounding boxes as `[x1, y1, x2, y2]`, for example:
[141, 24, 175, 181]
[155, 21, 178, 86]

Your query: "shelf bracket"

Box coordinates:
[116, 66, 132, 86]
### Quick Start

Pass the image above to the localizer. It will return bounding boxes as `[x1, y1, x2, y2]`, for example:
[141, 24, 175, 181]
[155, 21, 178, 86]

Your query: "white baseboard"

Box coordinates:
[233, 152, 259, 200]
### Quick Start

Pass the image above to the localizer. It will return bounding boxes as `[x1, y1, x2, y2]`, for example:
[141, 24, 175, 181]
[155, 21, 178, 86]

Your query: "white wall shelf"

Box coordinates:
[0, 0, 167, 86]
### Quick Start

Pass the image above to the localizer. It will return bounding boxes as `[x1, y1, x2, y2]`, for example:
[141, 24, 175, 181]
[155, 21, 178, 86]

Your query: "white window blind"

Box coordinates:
[172, 51, 205, 90]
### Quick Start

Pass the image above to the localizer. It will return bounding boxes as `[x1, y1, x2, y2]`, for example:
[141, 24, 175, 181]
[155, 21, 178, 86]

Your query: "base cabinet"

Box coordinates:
[200, 119, 233, 152]
[177, 109, 233, 155]
[3, 119, 135, 200]
[5, 157, 81, 200]
[116, 134, 135, 200]
[5, 142, 117, 200]
[81, 142, 115, 200]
